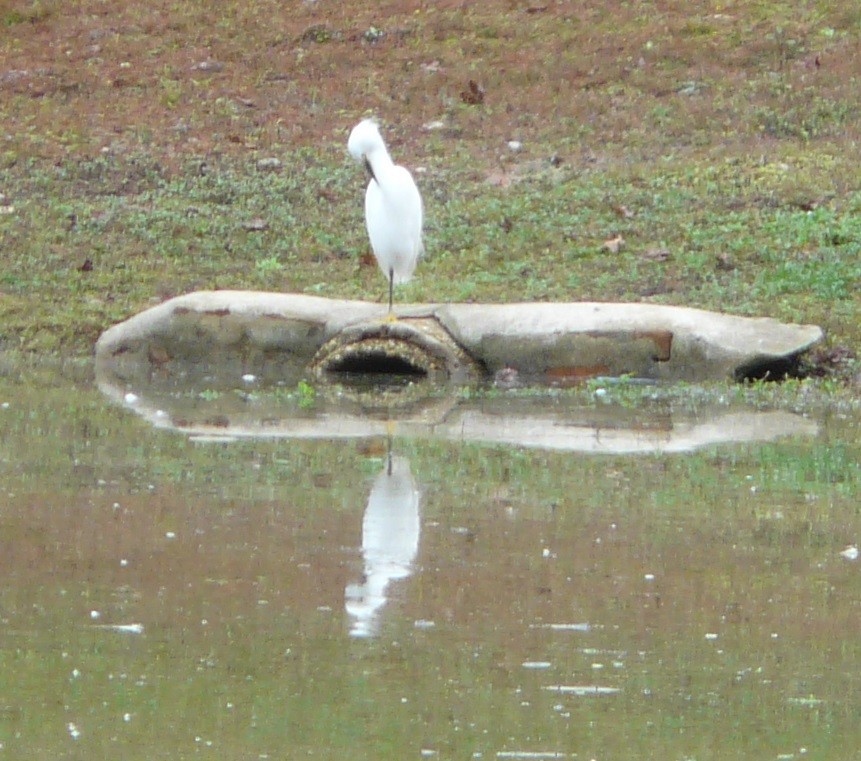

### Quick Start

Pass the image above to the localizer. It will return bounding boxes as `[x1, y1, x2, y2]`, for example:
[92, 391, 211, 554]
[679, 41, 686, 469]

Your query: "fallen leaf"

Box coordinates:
[642, 247, 670, 262]
[715, 252, 735, 271]
[808, 345, 855, 377]
[460, 79, 485, 105]
[192, 60, 224, 73]
[821, 345, 854, 363]
[485, 170, 512, 187]
[256, 157, 282, 171]
[300, 24, 332, 44]
[601, 234, 625, 254]
[792, 198, 820, 211]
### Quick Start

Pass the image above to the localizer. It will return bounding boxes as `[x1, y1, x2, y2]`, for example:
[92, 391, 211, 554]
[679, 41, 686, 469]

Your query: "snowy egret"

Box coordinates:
[345, 451, 420, 638]
[348, 119, 423, 316]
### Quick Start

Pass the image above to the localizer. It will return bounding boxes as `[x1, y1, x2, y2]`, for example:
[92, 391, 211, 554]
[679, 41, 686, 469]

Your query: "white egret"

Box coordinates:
[345, 452, 421, 638]
[347, 119, 423, 316]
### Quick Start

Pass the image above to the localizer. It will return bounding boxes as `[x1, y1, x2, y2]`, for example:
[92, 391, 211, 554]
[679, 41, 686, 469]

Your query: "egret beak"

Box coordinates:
[363, 158, 376, 183]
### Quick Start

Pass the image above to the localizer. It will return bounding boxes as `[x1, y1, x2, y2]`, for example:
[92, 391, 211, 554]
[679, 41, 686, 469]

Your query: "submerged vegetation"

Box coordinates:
[0, 0, 858, 384]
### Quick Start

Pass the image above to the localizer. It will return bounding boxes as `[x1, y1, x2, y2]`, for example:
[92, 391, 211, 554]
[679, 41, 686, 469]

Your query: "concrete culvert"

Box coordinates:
[311, 318, 483, 383]
[94, 292, 825, 386]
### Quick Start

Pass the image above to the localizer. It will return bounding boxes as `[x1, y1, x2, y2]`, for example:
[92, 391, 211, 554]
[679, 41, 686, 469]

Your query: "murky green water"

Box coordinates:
[1, 365, 860, 759]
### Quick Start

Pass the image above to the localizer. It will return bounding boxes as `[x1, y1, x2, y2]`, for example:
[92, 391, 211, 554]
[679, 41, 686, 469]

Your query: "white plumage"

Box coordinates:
[344, 454, 421, 638]
[348, 119, 424, 313]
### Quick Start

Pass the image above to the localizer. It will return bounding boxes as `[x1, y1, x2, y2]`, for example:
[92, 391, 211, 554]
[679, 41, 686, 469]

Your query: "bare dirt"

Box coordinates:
[4, 1, 858, 168]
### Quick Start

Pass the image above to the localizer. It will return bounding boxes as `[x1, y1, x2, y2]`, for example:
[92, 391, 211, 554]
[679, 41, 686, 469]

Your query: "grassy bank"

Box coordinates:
[1, 0, 859, 376]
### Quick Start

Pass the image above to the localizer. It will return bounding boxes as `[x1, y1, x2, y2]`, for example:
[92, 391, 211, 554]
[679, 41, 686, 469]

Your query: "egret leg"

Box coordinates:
[383, 267, 398, 322]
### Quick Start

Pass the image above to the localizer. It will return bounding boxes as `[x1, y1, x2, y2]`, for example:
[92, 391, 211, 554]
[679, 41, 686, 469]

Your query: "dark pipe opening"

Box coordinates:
[326, 351, 428, 376]
[734, 355, 800, 382]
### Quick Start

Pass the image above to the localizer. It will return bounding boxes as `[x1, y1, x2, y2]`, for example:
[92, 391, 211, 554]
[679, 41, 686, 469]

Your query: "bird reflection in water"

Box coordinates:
[345, 450, 421, 638]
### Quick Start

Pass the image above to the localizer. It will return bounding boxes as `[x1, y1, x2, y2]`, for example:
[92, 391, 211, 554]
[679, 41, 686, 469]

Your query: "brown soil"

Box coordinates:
[3, 1, 859, 168]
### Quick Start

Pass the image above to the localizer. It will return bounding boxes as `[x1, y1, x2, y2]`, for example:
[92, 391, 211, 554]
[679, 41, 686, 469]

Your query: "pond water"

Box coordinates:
[1, 364, 861, 759]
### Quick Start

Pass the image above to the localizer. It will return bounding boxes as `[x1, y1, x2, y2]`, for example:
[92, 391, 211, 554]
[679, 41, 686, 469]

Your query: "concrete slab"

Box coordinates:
[95, 291, 823, 385]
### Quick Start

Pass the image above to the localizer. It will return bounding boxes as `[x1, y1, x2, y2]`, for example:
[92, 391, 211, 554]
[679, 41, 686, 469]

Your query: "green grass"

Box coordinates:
[0, 0, 859, 383]
[2, 148, 859, 360]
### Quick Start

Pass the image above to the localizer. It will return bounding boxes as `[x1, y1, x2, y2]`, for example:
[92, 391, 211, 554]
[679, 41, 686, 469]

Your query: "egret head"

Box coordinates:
[348, 119, 386, 180]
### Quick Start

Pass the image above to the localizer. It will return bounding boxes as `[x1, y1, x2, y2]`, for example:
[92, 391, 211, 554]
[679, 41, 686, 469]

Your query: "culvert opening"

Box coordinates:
[734, 355, 801, 383]
[326, 351, 428, 377]
[310, 318, 483, 384]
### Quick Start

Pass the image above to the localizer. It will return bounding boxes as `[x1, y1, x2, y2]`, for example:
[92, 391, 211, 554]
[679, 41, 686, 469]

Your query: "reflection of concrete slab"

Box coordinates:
[444, 408, 817, 453]
[98, 376, 818, 454]
[95, 291, 823, 385]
